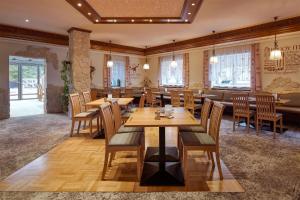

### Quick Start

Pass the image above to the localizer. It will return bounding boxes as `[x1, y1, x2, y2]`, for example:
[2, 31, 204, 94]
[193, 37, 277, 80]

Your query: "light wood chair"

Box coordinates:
[90, 89, 98, 101]
[82, 91, 101, 128]
[124, 88, 134, 98]
[255, 94, 283, 139]
[69, 93, 100, 137]
[145, 89, 161, 107]
[110, 100, 144, 133]
[139, 94, 145, 108]
[112, 88, 121, 98]
[179, 102, 225, 181]
[99, 102, 145, 180]
[232, 93, 255, 133]
[183, 90, 201, 115]
[170, 90, 181, 107]
[179, 98, 213, 133]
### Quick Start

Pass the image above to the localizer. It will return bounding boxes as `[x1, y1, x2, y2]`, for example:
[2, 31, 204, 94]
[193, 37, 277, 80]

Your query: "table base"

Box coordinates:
[144, 147, 179, 162]
[140, 162, 184, 186]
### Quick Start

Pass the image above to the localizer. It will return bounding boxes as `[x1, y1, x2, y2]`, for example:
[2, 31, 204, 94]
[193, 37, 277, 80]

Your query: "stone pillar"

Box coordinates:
[68, 28, 91, 93]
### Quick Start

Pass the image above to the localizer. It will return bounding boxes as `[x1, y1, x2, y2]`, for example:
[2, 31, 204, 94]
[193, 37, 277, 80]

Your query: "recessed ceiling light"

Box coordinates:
[149, 19, 153, 22]
[114, 19, 117, 22]
[188, 12, 191, 15]
[185, 19, 188, 22]
[77, 3, 82, 7]
[95, 19, 99, 22]
[88, 12, 91, 16]
[25, 19, 30, 22]
[131, 19, 135, 22]
[167, 19, 170, 22]
[192, 3, 195, 6]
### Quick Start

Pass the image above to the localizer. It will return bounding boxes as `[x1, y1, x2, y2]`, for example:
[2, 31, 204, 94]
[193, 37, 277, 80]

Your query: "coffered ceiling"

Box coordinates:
[0, 0, 300, 48]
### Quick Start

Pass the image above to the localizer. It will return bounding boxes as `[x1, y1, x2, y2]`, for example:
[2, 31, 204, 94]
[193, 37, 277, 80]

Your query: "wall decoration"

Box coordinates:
[264, 77, 300, 93]
[129, 64, 140, 73]
[263, 44, 300, 74]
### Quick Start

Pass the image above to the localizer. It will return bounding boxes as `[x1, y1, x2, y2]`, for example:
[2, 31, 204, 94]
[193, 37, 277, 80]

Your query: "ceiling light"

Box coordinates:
[88, 12, 91, 16]
[77, 3, 82, 7]
[25, 19, 30, 23]
[185, 19, 188, 22]
[167, 19, 170, 22]
[95, 19, 99, 22]
[210, 30, 218, 64]
[131, 19, 135, 22]
[188, 12, 191, 15]
[144, 46, 150, 70]
[192, 3, 195, 6]
[270, 17, 282, 60]
[149, 19, 153, 22]
[171, 40, 177, 68]
[114, 19, 117, 22]
[107, 40, 113, 68]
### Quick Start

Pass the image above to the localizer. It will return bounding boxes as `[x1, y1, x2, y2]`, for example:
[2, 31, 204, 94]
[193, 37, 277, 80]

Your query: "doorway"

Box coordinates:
[9, 56, 46, 117]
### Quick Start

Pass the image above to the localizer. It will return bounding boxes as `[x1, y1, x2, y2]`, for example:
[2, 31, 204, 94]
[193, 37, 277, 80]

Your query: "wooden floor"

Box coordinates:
[0, 127, 244, 192]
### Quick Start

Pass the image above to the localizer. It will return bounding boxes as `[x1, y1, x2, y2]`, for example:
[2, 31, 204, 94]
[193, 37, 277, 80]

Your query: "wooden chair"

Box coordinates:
[255, 94, 283, 139]
[183, 90, 201, 115]
[179, 102, 225, 181]
[170, 90, 181, 107]
[112, 88, 121, 98]
[139, 94, 145, 108]
[124, 88, 134, 98]
[90, 89, 98, 101]
[179, 98, 213, 133]
[99, 102, 145, 180]
[145, 89, 161, 107]
[110, 100, 144, 133]
[232, 93, 255, 133]
[69, 93, 100, 137]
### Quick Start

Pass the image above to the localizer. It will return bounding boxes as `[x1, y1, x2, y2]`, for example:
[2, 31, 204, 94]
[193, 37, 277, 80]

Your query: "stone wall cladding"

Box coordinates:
[0, 88, 10, 119]
[46, 85, 64, 113]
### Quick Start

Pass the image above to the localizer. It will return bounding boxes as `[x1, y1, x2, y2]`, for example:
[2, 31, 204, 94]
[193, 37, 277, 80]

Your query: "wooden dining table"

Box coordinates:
[85, 97, 134, 107]
[124, 107, 200, 186]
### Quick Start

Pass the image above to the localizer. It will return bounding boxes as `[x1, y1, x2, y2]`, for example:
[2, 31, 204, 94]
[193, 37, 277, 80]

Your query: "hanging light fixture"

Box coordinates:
[170, 40, 177, 68]
[270, 17, 282, 60]
[107, 40, 113, 68]
[143, 46, 150, 70]
[210, 30, 218, 64]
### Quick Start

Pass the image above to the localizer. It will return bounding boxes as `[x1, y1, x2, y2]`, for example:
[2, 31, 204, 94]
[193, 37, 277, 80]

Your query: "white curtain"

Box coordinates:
[160, 55, 184, 86]
[111, 56, 126, 87]
[210, 45, 251, 88]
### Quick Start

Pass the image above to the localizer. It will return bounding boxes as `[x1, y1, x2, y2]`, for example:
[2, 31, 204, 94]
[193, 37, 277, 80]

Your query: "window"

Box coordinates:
[160, 55, 183, 86]
[210, 49, 251, 88]
[111, 57, 125, 87]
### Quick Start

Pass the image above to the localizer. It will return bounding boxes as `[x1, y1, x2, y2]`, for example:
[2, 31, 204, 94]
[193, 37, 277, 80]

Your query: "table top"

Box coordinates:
[86, 98, 134, 107]
[247, 97, 290, 104]
[152, 91, 216, 99]
[124, 107, 200, 127]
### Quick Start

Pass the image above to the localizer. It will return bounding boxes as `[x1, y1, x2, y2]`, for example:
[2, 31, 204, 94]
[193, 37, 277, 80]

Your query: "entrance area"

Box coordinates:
[9, 56, 46, 117]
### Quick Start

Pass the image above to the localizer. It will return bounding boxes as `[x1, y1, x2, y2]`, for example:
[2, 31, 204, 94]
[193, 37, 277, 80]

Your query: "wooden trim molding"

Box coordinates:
[65, 0, 203, 24]
[145, 16, 300, 55]
[0, 24, 144, 55]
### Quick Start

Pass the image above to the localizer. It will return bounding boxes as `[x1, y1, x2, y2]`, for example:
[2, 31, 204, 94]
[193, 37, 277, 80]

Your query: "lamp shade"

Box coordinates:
[210, 56, 218, 64]
[270, 49, 282, 60]
[107, 60, 113, 68]
[170, 60, 177, 68]
[143, 63, 150, 70]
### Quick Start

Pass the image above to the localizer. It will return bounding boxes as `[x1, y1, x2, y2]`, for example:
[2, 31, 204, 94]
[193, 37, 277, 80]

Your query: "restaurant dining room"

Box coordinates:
[0, 0, 300, 200]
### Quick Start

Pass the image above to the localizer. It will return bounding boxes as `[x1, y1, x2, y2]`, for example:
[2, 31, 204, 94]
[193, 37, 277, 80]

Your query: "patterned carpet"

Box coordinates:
[0, 114, 299, 200]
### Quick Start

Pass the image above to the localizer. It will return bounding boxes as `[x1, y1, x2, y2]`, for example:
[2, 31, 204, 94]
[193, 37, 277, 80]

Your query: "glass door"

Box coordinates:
[9, 64, 20, 100]
[21, 65, 38, 99]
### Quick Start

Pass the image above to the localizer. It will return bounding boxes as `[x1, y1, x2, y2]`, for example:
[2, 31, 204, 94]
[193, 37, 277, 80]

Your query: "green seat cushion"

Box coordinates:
[109, 132, 142, 146]
[181, 132, 215, 146]
[118, 125, 144, 133]
[179, 126, 205, 133]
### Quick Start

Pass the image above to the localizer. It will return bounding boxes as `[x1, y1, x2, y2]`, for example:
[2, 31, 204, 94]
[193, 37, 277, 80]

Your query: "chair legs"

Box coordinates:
[77, 121, 81, 134]
[70, 119, 75, 137]
[102, 151, 109, 180]
[215, 151, 223, 180]
[233, 116, 236, 131]
[273, 120, 277, 139]
[247, 116, 250, 133]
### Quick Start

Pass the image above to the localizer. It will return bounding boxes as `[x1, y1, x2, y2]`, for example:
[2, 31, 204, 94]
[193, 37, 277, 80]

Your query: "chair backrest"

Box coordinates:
[139, 94, 145, 108]
[232, 93, 250, 116]
[125, 88, 134, 98]
[200, 98, 213, 132]
[110, 100, 123, 130]
[208, 102, 225, 145]
[99, 102, 115, 145]
[82, 91, 91, 103]
[170, 90, 181, 107]
[90, 89, 98, 101]
[145, 89, 153, 104]
[255, 94, 276, 120]
[183, 90, 195, 109]
[112, 88, 121, 98]
[69, 93, 82, 117]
